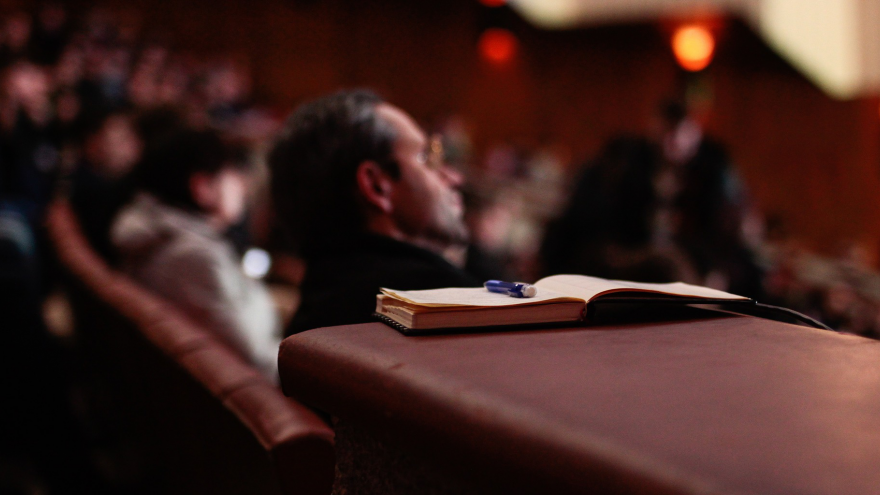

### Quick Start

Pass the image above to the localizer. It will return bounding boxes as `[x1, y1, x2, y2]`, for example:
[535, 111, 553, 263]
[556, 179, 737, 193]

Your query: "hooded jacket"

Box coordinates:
[111, 193, 281, 381]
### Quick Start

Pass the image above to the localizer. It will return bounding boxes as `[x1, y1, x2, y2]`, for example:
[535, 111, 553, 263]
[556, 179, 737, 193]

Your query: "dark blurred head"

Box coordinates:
[138, 129, 248, 220]
[268, 89, 398, 253]
[82, 110, 142, 177]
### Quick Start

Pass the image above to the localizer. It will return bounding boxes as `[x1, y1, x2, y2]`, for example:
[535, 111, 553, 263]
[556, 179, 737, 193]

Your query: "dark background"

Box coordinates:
[21, 0, 880, 262]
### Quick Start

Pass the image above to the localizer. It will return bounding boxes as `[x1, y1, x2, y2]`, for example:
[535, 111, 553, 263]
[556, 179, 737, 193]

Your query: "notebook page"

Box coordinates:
[380, 287, 579, 308]
[534, 274, 750, 302]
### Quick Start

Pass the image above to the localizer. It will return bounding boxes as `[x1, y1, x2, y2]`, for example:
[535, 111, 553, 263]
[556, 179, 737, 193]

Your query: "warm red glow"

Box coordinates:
[479, 0, 507, 6]
[479, 28, 517, 64]
[672, 25, 715, 72]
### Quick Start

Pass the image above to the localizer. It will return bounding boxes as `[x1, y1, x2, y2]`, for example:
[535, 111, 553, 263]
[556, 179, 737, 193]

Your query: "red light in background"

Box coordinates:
[479, 0, 507, 6]
[672, 25, 715, 71]
[479, 28, 518, 64]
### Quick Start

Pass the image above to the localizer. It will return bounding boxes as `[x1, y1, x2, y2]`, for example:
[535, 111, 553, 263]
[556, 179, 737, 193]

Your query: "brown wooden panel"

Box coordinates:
[70, 0, 880, 261]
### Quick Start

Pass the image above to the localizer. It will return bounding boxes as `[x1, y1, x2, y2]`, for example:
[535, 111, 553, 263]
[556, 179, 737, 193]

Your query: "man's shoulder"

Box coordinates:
[309, 234, 480, 289]
[287, 236, 480, 335]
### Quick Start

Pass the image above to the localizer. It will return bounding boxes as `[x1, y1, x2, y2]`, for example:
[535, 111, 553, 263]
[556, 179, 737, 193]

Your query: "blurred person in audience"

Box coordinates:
[32, 3, 70, 66]
[269, 90, 480, 335]
[203, 59, 251, 128]
[126, 44, 166, 108]
[202, 58, 279, 142]
[1, 61, 62, 294]
[0, 8, 289, 488]
[541, 135, 698, 283]
[68, 110, 142, 260]
[111, 129, 281, 380]
[0, 17, 105, 491]
[2, 61, 61, 215]
[80, 39, 129, 113]
[652, 100, 763, 298]
[156, 57, 190, 106]
[0, 11, 34, 67]
[54, 44, 86, 90]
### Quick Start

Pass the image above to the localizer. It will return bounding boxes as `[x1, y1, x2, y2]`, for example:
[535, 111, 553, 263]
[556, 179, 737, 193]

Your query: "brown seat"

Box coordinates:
[46, 198, 334, 495]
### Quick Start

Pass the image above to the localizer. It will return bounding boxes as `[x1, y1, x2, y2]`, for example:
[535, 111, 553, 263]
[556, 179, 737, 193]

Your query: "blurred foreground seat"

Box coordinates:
[46, 198, 335, 495]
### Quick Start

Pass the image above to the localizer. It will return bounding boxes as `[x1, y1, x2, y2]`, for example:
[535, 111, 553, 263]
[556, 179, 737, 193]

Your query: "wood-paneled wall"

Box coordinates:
[69, 0, 880, 262]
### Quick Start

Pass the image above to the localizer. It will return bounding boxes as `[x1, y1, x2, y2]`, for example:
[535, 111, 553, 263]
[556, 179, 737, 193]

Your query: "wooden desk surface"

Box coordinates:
[279, 311, 880, 495]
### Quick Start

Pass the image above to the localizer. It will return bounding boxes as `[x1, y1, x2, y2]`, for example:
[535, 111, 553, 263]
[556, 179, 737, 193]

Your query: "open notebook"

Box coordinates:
[375, 274, 754, 335]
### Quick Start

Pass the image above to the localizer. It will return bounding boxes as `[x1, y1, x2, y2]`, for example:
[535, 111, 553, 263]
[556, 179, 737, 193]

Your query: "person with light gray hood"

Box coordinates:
[111, 129, 281, 381]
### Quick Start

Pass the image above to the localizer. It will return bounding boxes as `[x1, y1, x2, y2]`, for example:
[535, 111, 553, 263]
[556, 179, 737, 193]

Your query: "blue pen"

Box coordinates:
[484, 280, 537, 298]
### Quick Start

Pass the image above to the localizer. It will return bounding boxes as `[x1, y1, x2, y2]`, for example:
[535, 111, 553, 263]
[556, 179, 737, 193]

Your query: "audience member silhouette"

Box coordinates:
[654, 100, 763, 298]
[269, 90, 481, 335]
[111, 129, 281, 380]
[541, 135, 692, 283]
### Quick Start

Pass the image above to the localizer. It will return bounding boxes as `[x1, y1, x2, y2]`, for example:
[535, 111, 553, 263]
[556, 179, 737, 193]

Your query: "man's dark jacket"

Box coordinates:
[286, 233, 480, 336]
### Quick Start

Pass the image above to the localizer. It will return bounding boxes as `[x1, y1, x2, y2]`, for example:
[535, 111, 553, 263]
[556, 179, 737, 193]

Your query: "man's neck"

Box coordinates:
[364, 219, 456, 263]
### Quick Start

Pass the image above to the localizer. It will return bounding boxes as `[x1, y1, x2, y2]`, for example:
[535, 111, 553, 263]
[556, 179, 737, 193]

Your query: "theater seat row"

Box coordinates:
[46, 198, 335, 495]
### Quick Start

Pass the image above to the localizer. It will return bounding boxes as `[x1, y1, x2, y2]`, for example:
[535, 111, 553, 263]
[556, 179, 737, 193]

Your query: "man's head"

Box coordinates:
[269, 90, 468, 255]
[139, 128, 249, 228]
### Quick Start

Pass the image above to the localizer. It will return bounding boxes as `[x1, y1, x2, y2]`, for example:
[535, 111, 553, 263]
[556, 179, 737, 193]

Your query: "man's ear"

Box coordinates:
[356, 161, 395, 214]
